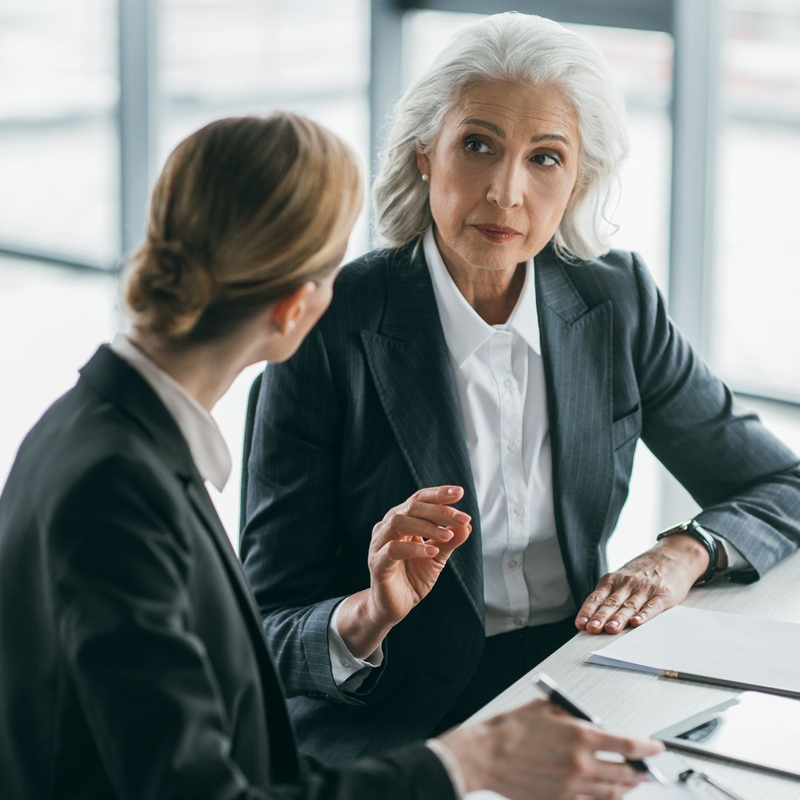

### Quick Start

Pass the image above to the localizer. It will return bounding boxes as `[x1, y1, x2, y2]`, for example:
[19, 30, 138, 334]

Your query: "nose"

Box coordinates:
[486, 158, 525, 209]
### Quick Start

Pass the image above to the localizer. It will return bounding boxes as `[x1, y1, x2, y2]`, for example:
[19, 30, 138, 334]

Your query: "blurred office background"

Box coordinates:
[1, 0, 798, 566]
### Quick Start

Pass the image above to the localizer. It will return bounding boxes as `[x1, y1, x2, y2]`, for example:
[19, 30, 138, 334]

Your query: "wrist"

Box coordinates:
[659, 533, 709, 580]
[362, 584, 408, 633]
[337, 590, 395, 659]
[438, 721, 493, 794]
[656, 519, 719, 584]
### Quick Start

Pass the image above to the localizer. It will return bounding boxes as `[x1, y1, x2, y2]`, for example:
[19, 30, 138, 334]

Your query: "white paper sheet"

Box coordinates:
[586, 606, 800, 696]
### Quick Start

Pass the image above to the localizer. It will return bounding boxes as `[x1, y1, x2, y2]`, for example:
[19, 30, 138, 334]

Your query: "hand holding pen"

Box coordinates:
[533, 672, 670, 787]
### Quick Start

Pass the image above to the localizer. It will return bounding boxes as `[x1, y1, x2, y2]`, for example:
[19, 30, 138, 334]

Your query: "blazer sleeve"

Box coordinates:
[240, 325, 384, 704]
[631, 253, 800, 577]
[50, 453, 453, 800]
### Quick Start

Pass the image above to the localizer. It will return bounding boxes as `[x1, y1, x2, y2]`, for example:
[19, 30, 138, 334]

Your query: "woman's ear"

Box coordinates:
[269, 281, 316, 336]
[416, 147, 431, 179]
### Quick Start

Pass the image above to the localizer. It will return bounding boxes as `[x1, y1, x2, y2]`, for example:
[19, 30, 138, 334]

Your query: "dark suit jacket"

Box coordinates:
[0, 346, 453, 800]
[241, 242, 800, 764]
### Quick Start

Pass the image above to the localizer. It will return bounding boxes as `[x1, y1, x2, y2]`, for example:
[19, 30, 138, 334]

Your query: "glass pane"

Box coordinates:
[711, 0, 800, 401]
[0, 256, 118, 489]
[159, 0, 370, 258]
[0, 0, 119, 265]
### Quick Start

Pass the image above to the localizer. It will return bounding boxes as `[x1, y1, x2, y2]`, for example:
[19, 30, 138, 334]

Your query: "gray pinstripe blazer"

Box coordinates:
[241, 241, 800, 764]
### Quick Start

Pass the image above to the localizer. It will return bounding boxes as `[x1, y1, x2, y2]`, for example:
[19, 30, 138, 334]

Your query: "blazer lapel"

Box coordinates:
[360, 246, 484, 622]
[184, 480, 276, 647]
[535, 248, 615, 602]
[183, 479, 301, 781]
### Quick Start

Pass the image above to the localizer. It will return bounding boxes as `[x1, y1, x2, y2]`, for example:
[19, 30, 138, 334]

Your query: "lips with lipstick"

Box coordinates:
[471, 224, 522, 242]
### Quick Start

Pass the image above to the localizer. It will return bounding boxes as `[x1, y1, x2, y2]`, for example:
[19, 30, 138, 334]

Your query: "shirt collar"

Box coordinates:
[109, 333, 232, 491]
[422, 227, 541, 367]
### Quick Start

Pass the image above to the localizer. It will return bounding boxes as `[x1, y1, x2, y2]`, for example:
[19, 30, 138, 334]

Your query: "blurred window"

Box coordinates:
[0, 0, 119, 265]
[159, 0, 371, 255]
[711, 0, 800, 402]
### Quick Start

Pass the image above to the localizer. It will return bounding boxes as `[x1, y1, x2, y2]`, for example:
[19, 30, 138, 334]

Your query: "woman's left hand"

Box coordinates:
[574, 534, 712, 635]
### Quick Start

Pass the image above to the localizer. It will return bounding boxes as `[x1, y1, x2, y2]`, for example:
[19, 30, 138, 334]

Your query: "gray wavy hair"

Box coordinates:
[372, 12, 630, 261]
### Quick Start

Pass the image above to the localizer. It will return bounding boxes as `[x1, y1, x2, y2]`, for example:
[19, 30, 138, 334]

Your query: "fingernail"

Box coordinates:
[578, 616, 589, 625]
[425, 545, 439, 555]
[632, 615, 642, 623]
[437, 527, 454, 540]
[589, 619, 602, 628]
[446, 487, 458, 496]
[453, 511, 470, 524]
[607, 620, 619, 628]
[467, 523, 472, 533]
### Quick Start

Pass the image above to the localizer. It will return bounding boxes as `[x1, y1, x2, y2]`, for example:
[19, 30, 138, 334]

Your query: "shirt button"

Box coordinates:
[506, 441, 517, 452]
[339, 658, 351, 668]
[514, 617, 525, 627]
[508, 558, 519, 569]
[503, 378, 514, 391]
[513, 504, 524, 516]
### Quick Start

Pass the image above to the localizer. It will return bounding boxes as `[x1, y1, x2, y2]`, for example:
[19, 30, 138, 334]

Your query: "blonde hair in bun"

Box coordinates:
[126, 113, 363, 340]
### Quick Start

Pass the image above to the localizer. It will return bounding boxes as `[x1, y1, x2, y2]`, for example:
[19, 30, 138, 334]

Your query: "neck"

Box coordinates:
[434, 229, 526, 325]
[126, 329, 256, 413]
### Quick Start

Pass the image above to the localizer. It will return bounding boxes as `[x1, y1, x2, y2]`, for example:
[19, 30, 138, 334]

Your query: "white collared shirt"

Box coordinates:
[423, 228, 575, 634]
[109, 333, 232, 491]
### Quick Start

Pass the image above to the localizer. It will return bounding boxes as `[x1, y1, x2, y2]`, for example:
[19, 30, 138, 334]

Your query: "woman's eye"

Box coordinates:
[465, 138, 491, 154]
[532, 153, 559, 166]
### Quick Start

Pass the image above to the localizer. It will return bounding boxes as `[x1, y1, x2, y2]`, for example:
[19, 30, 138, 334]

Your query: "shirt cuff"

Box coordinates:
[708, 532, 749, 572]
[328, 598, 384, 687]
[425, 739, 466, 799]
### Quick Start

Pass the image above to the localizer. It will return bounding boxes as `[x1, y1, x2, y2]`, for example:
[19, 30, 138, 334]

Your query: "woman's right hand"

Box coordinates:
[441, 699, 664, 799]
[336, 485, 471, 659]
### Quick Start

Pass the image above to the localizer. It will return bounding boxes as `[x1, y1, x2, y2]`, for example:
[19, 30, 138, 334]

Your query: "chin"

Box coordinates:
[465, 243, 526, 272]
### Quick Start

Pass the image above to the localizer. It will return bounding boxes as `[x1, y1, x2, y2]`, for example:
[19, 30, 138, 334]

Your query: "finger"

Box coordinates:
[585, 589, 634, 633]
[601, 591, 651, 634]
[373, 514, 455, 549]
[592, 731, 664, 762]
[584, 757, 644, 785]
[411, 485, 464, 505]
[563, 750, 643, 799]
[575, 577, 617, 630]
[384, 540, 439, 561]
[432, 523, 471, 563]
[583, 588, 636, 635]
[629, 596, 668, 627]
[404, 500, 472, 528]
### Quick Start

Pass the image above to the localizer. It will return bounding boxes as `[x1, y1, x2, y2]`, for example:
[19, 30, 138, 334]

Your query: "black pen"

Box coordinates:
[532, 672, 669, 787]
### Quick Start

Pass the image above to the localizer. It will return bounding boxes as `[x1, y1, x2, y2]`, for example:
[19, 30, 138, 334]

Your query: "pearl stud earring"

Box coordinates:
[421, 173, 429, 183]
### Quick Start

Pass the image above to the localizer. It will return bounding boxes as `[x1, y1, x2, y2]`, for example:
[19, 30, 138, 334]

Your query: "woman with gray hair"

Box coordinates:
[242, 12, 800, 766]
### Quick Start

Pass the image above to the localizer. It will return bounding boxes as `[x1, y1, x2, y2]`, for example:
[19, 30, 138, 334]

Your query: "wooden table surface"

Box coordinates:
[470, 550, 800, 800]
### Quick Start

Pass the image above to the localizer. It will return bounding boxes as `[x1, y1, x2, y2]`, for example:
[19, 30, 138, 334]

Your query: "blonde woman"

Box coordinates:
[0, 114, 659, 800]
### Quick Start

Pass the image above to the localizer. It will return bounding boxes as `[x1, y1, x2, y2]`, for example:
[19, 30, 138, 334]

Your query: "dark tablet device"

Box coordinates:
[653, 692, 800, 780]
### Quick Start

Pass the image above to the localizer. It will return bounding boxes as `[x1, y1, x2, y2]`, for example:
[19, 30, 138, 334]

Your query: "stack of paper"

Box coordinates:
[586, 606, 800, 698]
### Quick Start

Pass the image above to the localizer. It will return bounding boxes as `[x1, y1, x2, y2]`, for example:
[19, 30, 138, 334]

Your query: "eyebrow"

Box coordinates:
[460, 118, 571, 146]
